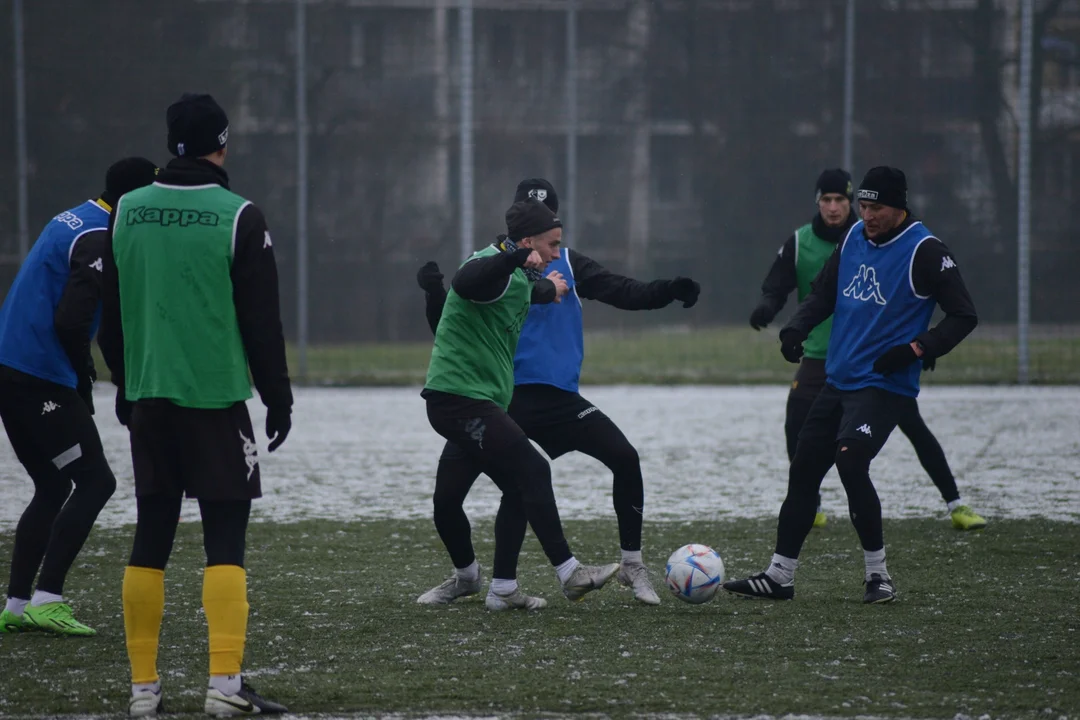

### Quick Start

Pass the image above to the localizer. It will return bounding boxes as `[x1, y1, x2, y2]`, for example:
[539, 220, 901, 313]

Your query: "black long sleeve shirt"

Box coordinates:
[424, 248, 679, 334]
[53, 224, 109, 384]
[98, 157, 293, 410]
[783, 216, 979, 359]
[756, 213, 856, 317]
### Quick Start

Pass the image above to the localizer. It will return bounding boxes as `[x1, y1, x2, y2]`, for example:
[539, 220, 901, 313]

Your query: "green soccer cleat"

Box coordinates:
[950, 505, 987, 531]
[1, 608, 26, 633]
[813, 511, 828, 528]
[23, 602, 96, 636]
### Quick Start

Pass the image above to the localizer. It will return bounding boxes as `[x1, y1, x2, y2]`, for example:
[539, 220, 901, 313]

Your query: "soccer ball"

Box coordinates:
[665, 544, 724, 604]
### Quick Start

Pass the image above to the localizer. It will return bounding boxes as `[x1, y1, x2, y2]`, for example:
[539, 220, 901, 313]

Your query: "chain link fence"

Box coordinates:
[3, 0, 1077, 384]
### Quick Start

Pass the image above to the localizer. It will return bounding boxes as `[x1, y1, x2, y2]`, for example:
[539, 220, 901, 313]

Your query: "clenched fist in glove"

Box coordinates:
[416, 261, 444, 294]
[668, 277, 700, 308]
[749, 303, 776, 331]
[779, 328, 807, 364]
[873, 343, 921, 375]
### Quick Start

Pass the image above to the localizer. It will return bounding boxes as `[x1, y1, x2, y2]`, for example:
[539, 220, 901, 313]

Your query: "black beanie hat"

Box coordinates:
[857, 166, 908, 210]
[167, 93, 229, 158]
[815, 168, 853, 202]
[514, 178, 559, 213]
[102, 157, 159, 206]
[506, 199, 562, 241]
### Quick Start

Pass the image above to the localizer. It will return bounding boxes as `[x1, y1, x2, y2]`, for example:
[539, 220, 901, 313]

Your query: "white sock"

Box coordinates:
[5, 597, 29, 615]
[555, 557, 580, 585]
[209, 674, 241, 696]
[864, 548, 889, 581]
[30, 590, 63, 607]
[455, 560, 480, 582]
[764, 554, 798, 585]
[947, 499, 964, 512]
[621, 550, 643, 565]
[489, 578, 517, 596]
[132, 681, 161, 696]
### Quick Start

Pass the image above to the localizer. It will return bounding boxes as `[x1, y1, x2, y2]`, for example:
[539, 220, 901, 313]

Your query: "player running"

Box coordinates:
[417, 178, 700, 606]
[421, 197, 623, 612]
[749, 169, 985, 531]
[99, 94, 292, 716]
[0, 158, 158, 636]
[725, 167, 979, 604]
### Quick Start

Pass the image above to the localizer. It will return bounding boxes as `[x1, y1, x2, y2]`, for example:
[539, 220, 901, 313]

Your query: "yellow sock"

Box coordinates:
[203, 565, 249, 677]
[123, 566, 165, 685]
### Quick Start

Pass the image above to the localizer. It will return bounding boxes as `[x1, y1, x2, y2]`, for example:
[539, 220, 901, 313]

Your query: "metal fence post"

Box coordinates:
[296, 0, 309, 379]
[459, 0, 475, 261]
[1017, 0, 1033, 384]
[13, 0, 29, 261]
[566, 0, 579, 246]
[842, 0, 855, 172]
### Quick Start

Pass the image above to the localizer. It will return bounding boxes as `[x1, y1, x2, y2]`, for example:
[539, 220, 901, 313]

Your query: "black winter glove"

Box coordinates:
[266, 406, 292, 453]
[115, 389, 132, 427]
[922, 355, 936, 372]
[779, 328, 807, 364]
[77, 365, 96, 415]
[668, 277, 700, 308]
[416, 261, 444, 294]
[749, 303, 776, 331]
[873, 343, 920, 375]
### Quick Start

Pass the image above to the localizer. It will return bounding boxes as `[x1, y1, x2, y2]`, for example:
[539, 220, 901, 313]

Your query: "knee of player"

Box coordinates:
[613, 442, 641, 472]
[834, 443, 872, 476]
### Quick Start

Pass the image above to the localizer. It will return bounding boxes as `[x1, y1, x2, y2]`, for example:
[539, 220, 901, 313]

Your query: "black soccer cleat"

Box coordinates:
[863, 573, 898, 604]
[722, 572, 795, 600]
[205, 680, 288, 716]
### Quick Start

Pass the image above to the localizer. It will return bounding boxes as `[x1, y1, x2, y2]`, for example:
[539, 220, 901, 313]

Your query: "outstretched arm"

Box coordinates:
[570, 250, 698, 310]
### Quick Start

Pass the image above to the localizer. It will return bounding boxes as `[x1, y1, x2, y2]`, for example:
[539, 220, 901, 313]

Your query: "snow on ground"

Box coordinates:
[1, 385, 1077, 530]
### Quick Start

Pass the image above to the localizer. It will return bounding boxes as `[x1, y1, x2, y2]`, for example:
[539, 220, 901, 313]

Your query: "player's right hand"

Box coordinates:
[416, 261, 443, 293]
[547, 270, 569, 303]
[779, 328, 806, 364]
[523, 250, 545, 271]
[749, 303, 776, 331]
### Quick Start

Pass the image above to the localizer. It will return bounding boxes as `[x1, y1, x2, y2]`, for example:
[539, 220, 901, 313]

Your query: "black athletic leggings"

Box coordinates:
[1, 373, 116, 598]
[510, 384, 644, 552]
[424, 390, 573, 580]
[128, 496, 250, 570]
[785, 360, 959, 504]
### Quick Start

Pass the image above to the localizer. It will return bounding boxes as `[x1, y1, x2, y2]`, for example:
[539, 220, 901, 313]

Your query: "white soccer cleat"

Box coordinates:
[485, 588, 547, 611]
[617, 562, 661, 605]
[417, 572, 483, 605]
[205, 680, 287, 716]
[562, 563, 620, 602]
[128, 688, 163, 717]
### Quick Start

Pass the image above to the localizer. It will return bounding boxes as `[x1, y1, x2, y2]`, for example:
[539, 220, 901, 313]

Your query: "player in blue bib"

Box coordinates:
[725, 166, 979, 605]
[0, 158, 158, 636]
[416, 178, 700, 607]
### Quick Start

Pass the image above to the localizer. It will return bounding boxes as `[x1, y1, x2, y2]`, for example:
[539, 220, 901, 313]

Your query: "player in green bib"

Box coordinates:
[749, 169, 985, 531]
[422, 199, 621, 611]
[99, 93, 290, 716]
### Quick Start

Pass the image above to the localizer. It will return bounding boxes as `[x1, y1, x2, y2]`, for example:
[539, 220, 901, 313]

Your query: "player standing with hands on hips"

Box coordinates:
[99, 93, 292, 716]
[422, 198, 623, 612]
[725, 166, 978, 604]
[749, 169, 985, 531]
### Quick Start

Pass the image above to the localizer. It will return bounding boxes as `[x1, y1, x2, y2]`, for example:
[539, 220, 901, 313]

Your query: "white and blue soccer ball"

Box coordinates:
[664, 543, 724, 604]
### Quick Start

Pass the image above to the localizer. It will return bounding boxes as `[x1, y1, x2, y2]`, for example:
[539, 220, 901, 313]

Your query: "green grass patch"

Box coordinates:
[91, 325, 1080, 386]
[2, 518, 1078, 717]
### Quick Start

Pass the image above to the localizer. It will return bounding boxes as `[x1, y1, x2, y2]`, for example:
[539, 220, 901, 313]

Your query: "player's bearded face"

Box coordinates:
[858, 201, 905, 239]
[522, 227, 563, 266]
[818, 194, 850, 227]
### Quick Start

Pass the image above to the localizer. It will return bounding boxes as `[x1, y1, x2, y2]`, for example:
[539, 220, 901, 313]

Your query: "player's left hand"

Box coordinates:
[266, 406, 292, 452]
[873, 343, 920, 375]
[669, 277, 700, 308]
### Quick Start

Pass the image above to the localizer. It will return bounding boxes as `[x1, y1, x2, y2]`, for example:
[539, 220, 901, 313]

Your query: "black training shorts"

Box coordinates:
[129, 400, 261, 500]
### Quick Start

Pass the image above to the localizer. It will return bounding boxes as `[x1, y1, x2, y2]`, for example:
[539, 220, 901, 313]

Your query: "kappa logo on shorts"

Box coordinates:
[239, 430, 259, 480]
[41, 401, 60, 415]
[857, 424, 873, 437]
[577, 406, 598, 420]
[464, 418, 486, 449]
